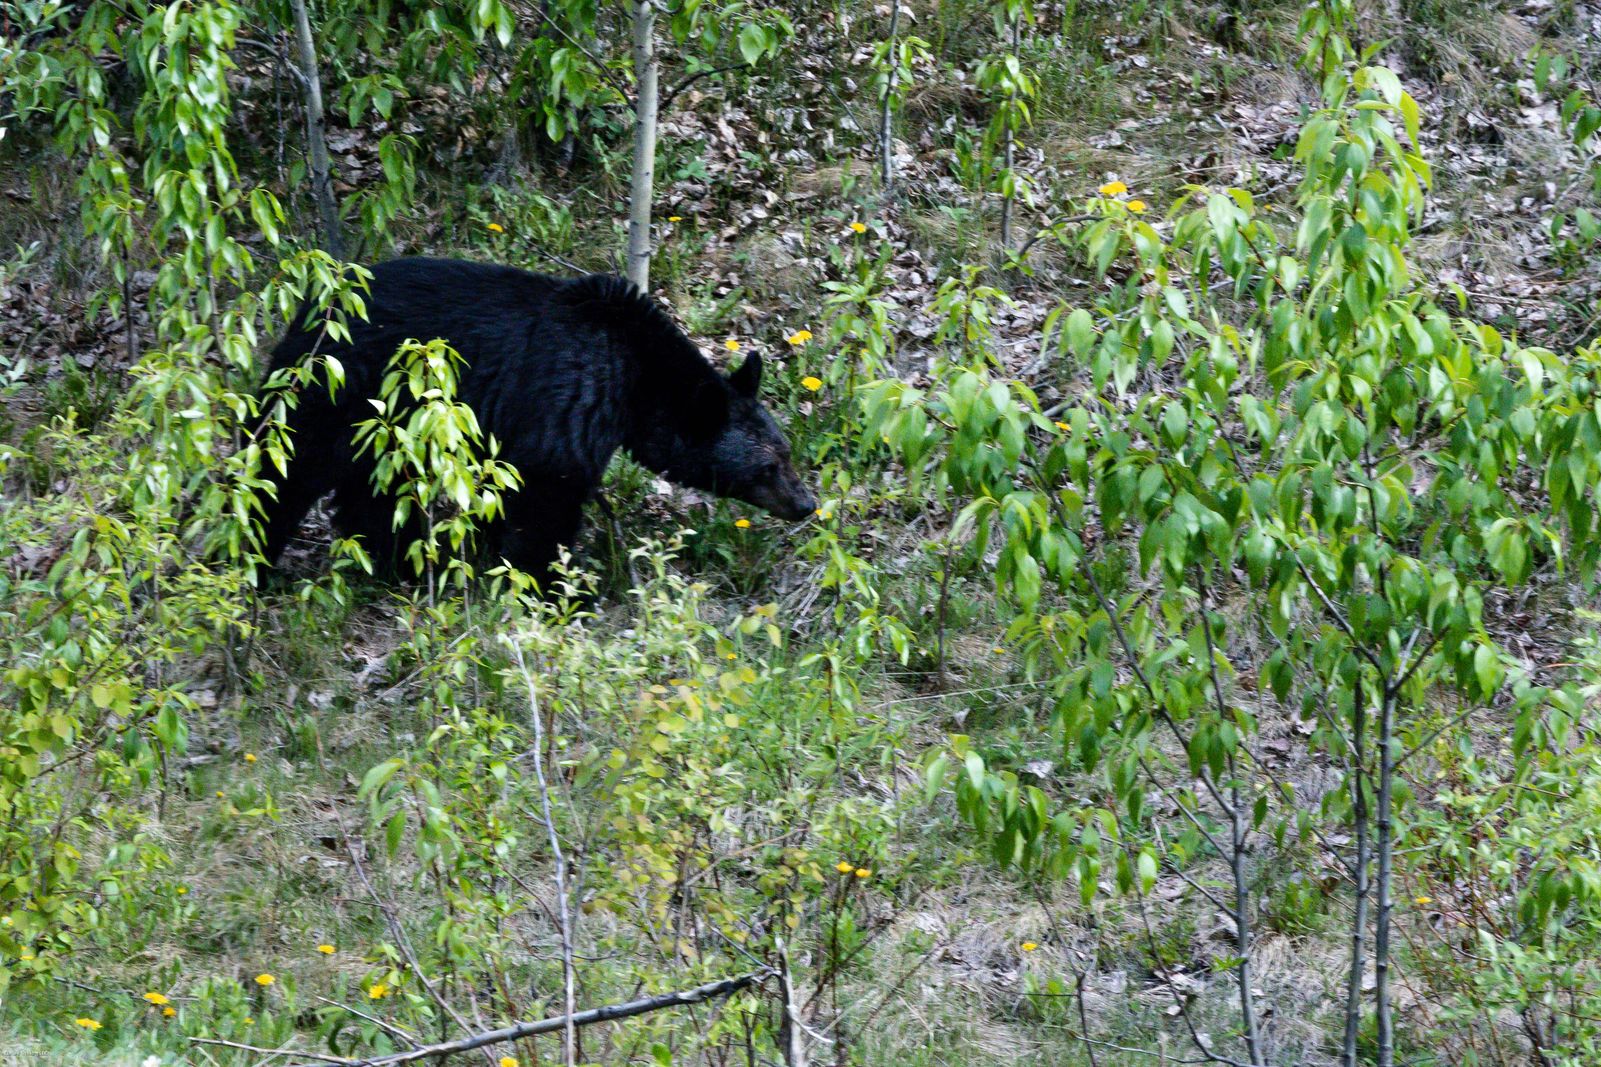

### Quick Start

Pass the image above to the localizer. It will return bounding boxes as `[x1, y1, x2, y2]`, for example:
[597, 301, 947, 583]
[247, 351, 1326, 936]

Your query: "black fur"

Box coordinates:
[259, 257, 816, 581]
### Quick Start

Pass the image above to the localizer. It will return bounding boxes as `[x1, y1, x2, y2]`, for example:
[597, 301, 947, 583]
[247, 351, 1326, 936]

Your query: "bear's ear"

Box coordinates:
[729, 351, 763, 397]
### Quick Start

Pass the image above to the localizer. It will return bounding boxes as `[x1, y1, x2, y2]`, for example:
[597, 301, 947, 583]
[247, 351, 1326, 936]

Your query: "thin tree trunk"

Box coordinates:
[878, 0, 901, 191]
[1229, 759, 1264, 1065]
[1375, 686, 1397, 1066]
[997, 11, 1020, 250]
[1343, 675, 1370, 1067]
[289, 0, 344, 259]
[1196, 570, 1264, 1066]
[625, 0, 659, 291]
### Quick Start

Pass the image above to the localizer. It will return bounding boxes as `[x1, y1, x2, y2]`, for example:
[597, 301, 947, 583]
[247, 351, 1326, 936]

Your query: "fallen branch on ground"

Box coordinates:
[279, 968, 775, 1067]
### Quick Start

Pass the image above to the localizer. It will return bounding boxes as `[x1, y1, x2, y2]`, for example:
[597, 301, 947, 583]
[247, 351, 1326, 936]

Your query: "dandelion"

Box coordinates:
[142, 992, 169, 1006]
[734, 518, 752, 529]
[216, 791, 224, 798]
[849, 221, 867, 234]
[244, 753, 257, 764]
[162, 1006, 176, 1018]
[74, 1017, 101, 1030]
[176, 886, 187, 895]
[800, 375, 823, 392]
[1127, 200, 1147, 213]
[668, 216, 683, 222]
[487, 222, 505, 233]
[244, 1018, 254, 1025]
[836, 861, 854, 873]
[254, 973, 275, 987]
[1054, 420, 1069, 431]
[816, 508, 832, 520]
[20, 951, 35, 961]
[1098, 180, 1128, 197]
[787, 329, 813, 346]
[992, 647, 1004, 655]
[724, 339, 740, 352]
[1021, 941, 1039, 952]
[1415, 895, 1433, 905]
[369, 983, 389, 1000]
[317, 944, 335, 955]
[500, 1058, 520, 1067]
[854, 867, 872, 879]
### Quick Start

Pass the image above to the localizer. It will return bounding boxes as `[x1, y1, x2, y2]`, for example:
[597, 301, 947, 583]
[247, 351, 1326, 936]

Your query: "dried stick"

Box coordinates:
[281, 970, 773, 1067]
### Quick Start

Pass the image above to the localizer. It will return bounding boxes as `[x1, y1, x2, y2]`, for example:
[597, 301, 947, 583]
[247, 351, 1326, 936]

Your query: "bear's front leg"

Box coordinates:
[490, 479, 589, 594]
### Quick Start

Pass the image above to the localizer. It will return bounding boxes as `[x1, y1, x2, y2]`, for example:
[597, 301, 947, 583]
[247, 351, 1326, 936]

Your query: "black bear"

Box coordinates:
[258, 257, 816, 581]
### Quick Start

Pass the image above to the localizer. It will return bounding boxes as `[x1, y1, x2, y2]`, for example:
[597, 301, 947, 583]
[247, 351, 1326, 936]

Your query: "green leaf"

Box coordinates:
[925, 753, 950, 804]
[1137, 849, 1157, 894]
[738, 23, 767, 65]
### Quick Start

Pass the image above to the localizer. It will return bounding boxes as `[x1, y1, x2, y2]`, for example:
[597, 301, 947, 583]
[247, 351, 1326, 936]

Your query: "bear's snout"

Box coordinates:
[739, 470, 816, 522]
[776, 488, 818, 522]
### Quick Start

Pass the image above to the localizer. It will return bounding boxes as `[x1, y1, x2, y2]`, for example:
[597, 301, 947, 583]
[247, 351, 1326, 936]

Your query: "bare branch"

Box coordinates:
[661, 63, 747, 113]
[282, 970, 773, 1067]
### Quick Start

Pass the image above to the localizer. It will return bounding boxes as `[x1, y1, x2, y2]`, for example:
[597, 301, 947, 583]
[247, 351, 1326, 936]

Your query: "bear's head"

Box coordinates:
[635, 349, 817, 522]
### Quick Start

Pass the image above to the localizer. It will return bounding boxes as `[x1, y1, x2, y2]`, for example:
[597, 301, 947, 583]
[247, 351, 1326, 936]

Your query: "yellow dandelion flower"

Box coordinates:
[254, 973, 275, 987]
[500, 1058, 520, 1067]
[74, 1017, 101, 1030]
[724, 339, 740, 352]
[1127, 200, 1147, 213]
[836, 861, 854, 873]
[317, 944, 335, 955]
[487, 222, 505, 233]
[801, 375, 824, 392]
[176, 886, 187, 895]
[244, 753, 257, 763]
[787, 329, 813, 346]
[369, 983, 389, 1000]
[162, 1006, 176, 1017]
[854, 867, 872, 879]
[143, 992, 169, 1006]
[734, 518, 752, 529]
[1098, 180, 1128, 197]
[849, 221, 867, 234]
[1054, 420, 1069, 431]
[1415, 895, 1433, 905]
[20, 952, 35, 961]
[668, 216, 683, 222]
[817, 508, 832, 520]
[244, 1017, 254, 1025]
[1021, 941, 1039, 952]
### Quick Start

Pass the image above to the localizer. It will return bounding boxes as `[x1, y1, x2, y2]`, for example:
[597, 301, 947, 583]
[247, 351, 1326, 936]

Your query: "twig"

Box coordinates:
[506, 637, 579, 1067]
[661, 63, 747, 113]
[191, 1037, 353, 1063]
[336, 817, 496, 1066]
[283, 970, 774, 1067]
[528, 9, 633, 103]
[314, 995, 424, 1050]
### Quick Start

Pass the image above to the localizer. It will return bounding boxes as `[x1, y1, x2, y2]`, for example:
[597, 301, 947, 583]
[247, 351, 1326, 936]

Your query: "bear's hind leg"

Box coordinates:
[260, 453, 342, 565]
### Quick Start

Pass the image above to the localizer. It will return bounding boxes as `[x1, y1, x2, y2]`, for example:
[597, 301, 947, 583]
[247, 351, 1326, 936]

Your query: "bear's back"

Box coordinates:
[271, 258, 647, 481]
